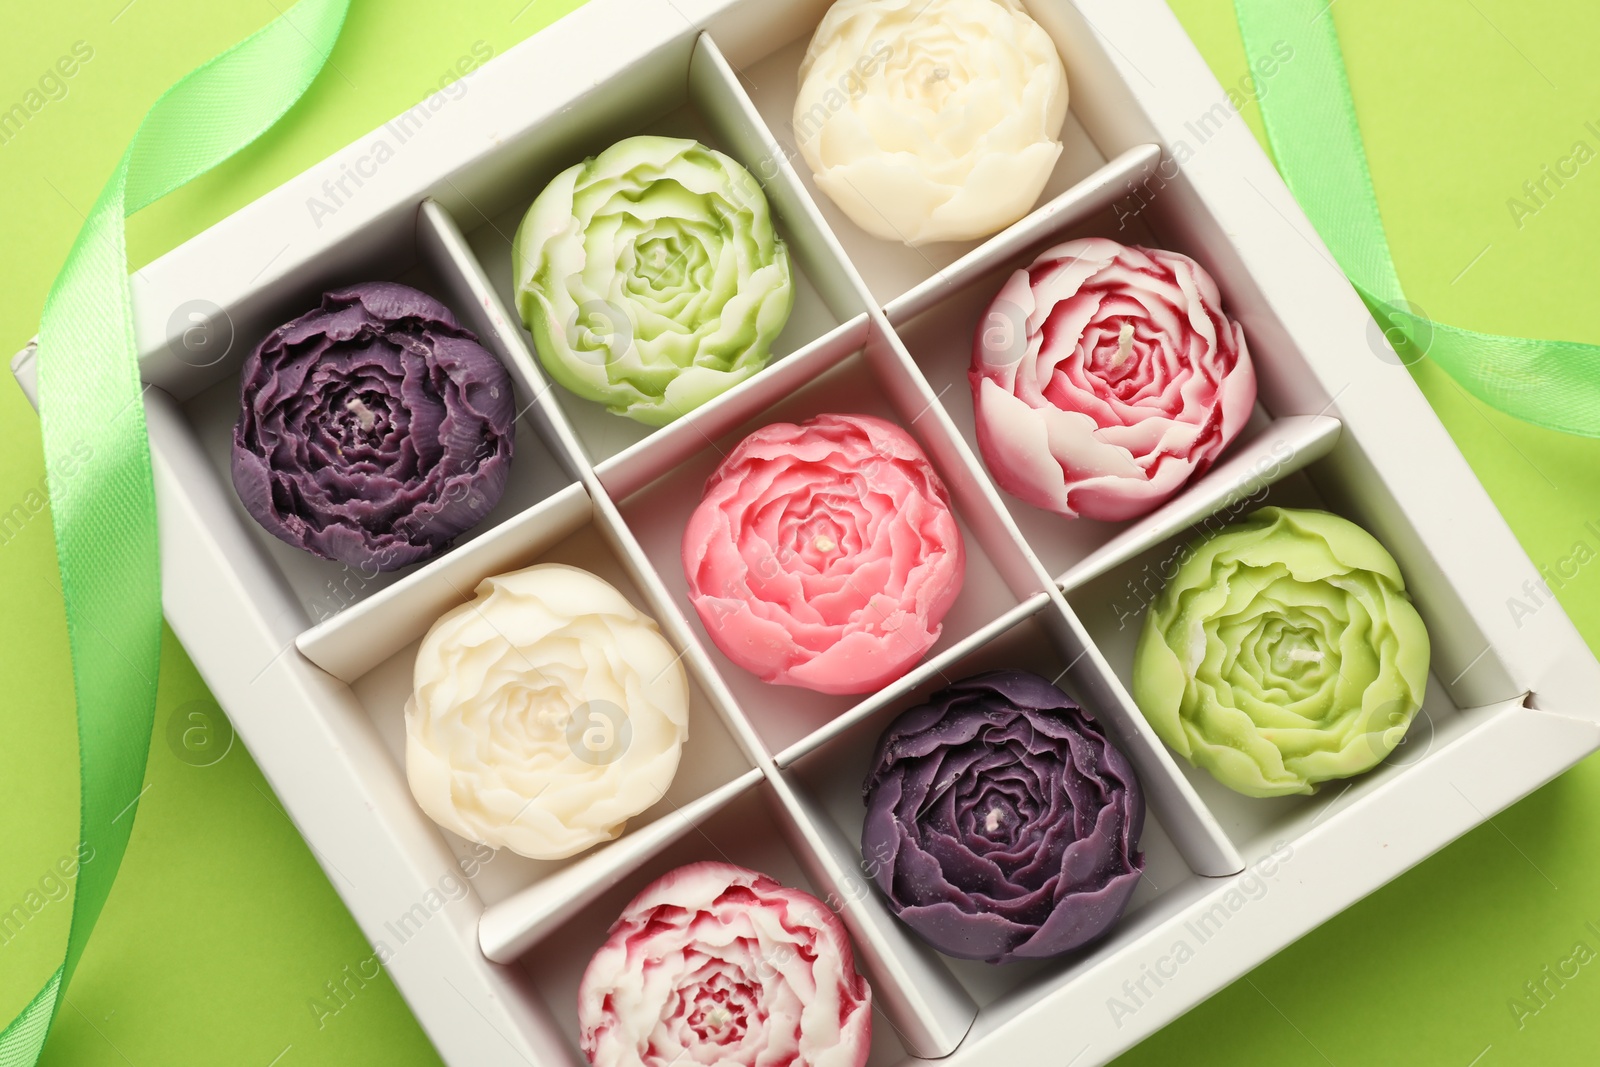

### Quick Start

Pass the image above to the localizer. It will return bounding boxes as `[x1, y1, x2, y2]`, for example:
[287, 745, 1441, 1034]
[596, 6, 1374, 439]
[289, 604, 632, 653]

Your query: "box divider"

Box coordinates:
[689, 32, 878, 322]
[478, 767, 766, 963]
[775, 594, 1052, 769]
[593, 312, 870, 501]
[866, 312, 1055, 601]
[591, 477, 987, 1055]
[883, 142, 1164, 328]
[1039, 587, 1243, 876]
[586, 486, 774, 768]
[1056, 414, 1342, 592]
[419, 191, 774, 763]
[762, 768, 980, 1059]
[295, 481, 592, 682]
[415, 197, 590, 479]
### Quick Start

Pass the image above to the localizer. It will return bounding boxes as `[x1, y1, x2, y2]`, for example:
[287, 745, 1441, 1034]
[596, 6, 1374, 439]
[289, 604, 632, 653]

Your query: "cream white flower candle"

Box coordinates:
[794, 0, 1070, 245]
[404, 563, 690, 860]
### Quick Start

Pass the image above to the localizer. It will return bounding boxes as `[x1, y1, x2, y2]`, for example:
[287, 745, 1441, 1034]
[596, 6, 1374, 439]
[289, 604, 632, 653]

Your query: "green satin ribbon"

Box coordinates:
[1234, 0, 1600, 437]
[2, 2, 349, 1062]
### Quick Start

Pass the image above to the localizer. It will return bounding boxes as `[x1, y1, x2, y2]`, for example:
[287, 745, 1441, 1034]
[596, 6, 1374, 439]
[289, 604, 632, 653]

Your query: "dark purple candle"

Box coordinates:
[862, 669, 1145, 964]
[232, 282, 515, 572]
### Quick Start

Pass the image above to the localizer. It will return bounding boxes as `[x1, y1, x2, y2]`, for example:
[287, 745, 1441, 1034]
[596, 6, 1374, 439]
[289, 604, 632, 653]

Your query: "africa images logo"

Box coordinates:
[0, 41, 94, 148]
[1106, 841, 1295, 1028]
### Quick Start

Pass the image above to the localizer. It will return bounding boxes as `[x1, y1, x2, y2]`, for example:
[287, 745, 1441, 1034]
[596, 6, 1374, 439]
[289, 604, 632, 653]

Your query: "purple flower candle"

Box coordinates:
[232, 282, 515, 572]
[862, 669, 1144, 964]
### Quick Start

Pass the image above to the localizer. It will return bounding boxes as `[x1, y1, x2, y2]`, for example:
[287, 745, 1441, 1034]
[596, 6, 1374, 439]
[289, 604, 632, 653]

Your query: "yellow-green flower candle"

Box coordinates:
[513, 135, 794, 426]
[1132, 507, 1431, 798]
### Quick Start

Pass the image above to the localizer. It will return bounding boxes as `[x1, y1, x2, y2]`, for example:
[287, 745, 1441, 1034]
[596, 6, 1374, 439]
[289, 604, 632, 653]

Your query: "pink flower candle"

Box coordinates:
[578, 861, 873, 1067]
[969, 238, 1256, 522]
[682, 413, 965, 696]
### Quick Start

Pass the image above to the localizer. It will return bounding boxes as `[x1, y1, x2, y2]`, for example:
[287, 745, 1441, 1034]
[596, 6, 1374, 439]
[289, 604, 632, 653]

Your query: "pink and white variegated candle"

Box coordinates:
[682, 413, 965, 696]
[969, 238, 1256, 522]
[578, 861, 873, 1067]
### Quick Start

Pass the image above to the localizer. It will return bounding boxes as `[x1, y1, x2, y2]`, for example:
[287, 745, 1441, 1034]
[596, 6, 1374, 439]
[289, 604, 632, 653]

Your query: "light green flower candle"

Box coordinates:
[512, 135, 795, 426]
[1132, 507, 1431, 798]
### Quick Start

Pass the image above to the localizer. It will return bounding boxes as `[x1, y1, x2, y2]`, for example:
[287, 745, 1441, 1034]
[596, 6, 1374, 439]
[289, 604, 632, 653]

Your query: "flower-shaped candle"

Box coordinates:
[1133, 507, 1432, 798]
[579, 861, 873, 1067]
[862, 670, 1144, 963]
[795, 0, 1069, 245]
[232, 282, 515, 572]
[513, 135, 795, 425]
[682, 413, 965, 696]
[970, 238, 1256, 522]
[405, 563, 690, 859]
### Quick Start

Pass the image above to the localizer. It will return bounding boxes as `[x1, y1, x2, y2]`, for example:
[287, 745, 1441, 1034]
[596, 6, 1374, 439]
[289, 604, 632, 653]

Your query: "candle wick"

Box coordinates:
[345, 396, 377, 432]
[813, 535, 835, 553]
[1110, 322, 1135, 369]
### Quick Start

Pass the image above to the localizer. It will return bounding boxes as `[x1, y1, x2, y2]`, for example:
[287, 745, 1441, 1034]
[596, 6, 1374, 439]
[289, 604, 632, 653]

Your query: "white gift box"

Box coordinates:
[15, 0, 1600, 1064]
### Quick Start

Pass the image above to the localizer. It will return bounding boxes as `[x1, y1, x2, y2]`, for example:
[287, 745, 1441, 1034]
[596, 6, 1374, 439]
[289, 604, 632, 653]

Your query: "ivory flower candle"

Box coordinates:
[794, 0, 1069, 245]
[405, 563, 690, 859]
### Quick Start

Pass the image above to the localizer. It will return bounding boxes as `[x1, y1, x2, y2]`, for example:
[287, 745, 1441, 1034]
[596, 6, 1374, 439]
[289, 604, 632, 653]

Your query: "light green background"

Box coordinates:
[3, 1, 1599, 1063]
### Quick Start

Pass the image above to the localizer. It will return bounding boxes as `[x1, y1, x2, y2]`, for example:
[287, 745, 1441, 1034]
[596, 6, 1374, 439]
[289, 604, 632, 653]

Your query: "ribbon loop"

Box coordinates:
[1236, 0, 1600, 437]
